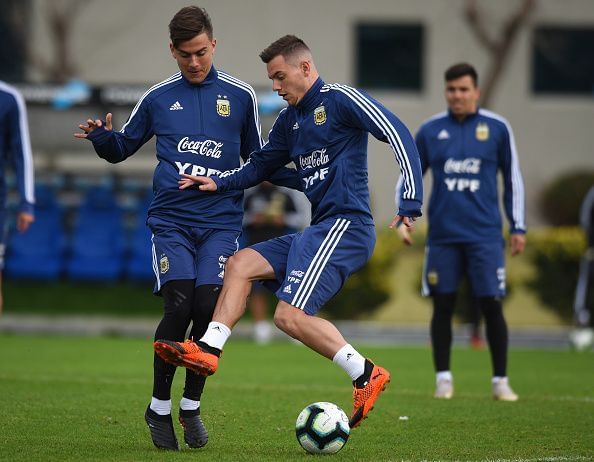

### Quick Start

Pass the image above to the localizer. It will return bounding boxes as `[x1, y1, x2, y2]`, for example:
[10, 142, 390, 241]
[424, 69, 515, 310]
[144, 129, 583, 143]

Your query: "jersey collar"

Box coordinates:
[296, 77, 325, 112]
[181, 65, 218, 87]
[448, 107, 480, 123]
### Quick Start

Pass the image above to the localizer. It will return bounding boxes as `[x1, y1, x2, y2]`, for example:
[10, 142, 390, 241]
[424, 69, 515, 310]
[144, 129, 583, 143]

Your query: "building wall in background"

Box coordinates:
[26, 0, 594, 226]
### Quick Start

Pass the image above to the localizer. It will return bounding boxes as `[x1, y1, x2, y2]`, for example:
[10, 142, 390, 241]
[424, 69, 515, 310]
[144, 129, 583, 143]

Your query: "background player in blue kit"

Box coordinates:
[154, 35, 424, 430]
[0, 81, 35, 316]
[397, 63, 526, 401]
[75, 7, 300, 451]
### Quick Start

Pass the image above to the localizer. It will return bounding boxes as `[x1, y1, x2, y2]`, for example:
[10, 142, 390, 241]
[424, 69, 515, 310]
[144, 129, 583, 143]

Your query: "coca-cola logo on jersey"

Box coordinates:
[177, 137, 223, 158]
[299, 148, 328, 170]
[444, 157, 481, 174]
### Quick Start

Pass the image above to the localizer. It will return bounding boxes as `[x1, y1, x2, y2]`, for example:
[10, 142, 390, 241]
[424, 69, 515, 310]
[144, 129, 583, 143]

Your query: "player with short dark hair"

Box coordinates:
[155, 34, 424, 430]
[75, 7, 300, 451]
[397, 62, 526, 401]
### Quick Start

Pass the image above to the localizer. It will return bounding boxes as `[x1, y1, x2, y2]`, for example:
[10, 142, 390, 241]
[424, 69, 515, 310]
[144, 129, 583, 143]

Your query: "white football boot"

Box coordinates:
[434, 378, 454, 399]
[492, 377, 519, 401]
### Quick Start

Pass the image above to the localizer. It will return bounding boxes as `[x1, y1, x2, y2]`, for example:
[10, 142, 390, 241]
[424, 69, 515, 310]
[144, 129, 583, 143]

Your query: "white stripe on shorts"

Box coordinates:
[291, 218, 351, 309]
[151, 234, 160, 291]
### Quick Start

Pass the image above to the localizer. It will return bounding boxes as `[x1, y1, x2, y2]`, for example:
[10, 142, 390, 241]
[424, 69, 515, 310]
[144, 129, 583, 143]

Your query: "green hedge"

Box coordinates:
[526, 227, 586, 322]
[539, 171, 594, 226]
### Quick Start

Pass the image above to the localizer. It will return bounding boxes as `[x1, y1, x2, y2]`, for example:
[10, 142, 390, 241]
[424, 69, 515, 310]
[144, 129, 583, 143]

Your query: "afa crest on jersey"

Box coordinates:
[160, 254, 169, 274]
[314, 105, 327, 125]
[475, 122, 489, 141]
[217, 97, 230, 117]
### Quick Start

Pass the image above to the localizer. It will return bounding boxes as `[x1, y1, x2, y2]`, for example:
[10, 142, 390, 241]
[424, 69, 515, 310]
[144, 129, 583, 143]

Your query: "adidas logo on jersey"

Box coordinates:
[170, 101, 184, 111]
[437, 129, 450, 140]
[292, 122, 299, 130]
[283, 285, 292, 294]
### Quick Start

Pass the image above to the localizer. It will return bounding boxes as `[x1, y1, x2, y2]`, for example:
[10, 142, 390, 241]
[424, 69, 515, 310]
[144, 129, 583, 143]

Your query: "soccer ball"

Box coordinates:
[295, 402, 350, 454]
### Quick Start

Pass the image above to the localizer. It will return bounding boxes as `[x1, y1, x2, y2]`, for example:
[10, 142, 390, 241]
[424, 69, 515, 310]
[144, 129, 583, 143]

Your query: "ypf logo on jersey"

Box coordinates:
[475, 122, 489, 141]
[314, 105, 326, 125]
[159, 254, 169, 274]
[216, 96, 230, 117]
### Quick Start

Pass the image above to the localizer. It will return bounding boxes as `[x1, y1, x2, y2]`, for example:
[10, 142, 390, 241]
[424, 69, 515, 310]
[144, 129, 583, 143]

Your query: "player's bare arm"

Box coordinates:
[178, 173, 218, 191]
[74, 112, 113, 139]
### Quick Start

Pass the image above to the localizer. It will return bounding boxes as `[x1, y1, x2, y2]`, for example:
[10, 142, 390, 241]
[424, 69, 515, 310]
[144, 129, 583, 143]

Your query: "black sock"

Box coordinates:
[152, 279, 195, 400]
[354, 359, 374, 388]
[183, 285, 222, 400]
[430, 293, 457, 372]
[479, 296, 508, 377]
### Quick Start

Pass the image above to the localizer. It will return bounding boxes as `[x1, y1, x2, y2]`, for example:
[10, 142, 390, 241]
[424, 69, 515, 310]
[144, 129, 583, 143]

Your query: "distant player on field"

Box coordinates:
[570, 186, 594, 349]
[75, 7, 300, 451]
[397, 63, 526, 401]
[0, 81, 35, 315]
[154, 35, 424, 429]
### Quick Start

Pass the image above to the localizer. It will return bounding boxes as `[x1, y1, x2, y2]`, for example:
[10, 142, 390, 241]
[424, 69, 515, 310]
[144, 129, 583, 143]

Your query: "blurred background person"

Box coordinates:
[570, 185, 594, 350]
[243, 181, 302, 343]
[0, 81, 35, 315]
[397, 62, 526, 401]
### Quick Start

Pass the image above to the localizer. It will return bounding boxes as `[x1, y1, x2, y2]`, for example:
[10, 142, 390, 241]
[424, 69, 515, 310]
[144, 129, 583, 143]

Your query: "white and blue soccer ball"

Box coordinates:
[295, 402, 350, 454]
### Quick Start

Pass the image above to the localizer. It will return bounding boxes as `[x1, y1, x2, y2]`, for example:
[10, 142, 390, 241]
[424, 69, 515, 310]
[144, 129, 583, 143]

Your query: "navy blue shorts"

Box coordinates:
[148, 216, 240, 294]
[422, 240, 506, 297]
[251, 217, 376, 315]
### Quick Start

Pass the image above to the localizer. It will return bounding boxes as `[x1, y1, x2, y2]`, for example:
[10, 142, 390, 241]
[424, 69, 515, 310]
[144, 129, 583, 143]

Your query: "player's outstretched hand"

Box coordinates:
[389, 215, 415, 246]
[74, 113, 113, 139]
[179, 174, 218, 191]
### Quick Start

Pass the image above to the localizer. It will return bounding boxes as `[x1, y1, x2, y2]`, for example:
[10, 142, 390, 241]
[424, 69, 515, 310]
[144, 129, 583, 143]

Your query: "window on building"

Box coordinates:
[0, 0, 30, 81]
[355, 23, 423, 91]
[532, 26, 594, 95]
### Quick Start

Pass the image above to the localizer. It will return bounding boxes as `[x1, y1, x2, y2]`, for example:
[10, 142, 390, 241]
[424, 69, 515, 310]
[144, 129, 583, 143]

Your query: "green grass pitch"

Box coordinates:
[0, 334, 592, 461]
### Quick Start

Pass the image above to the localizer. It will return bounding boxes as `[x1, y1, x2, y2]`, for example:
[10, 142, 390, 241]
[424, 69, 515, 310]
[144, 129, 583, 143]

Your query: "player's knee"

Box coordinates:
[224, 253, 248, 280]
[273, 305, 298, 335]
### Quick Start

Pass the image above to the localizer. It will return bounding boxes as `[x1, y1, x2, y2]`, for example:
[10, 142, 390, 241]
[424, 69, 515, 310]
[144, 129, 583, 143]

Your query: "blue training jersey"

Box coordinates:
[87, 66, 300, 231]
[413, 108, 526, 244]
[214, 78, 423, 225]
[0, 81, 35, 216]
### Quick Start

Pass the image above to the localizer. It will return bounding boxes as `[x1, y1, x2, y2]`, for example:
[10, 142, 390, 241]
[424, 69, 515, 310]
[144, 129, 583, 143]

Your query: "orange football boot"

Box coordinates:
[154, 339, 219, 376]
[349, 362, 391, 428]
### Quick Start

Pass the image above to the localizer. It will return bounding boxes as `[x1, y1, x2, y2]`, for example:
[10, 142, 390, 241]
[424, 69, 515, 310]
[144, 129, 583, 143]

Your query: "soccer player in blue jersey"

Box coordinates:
[154, 35, 424, 429]
[75, 7, 300, 451]
[0, 81, 35, 316]
[397, 63, 525, 401]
